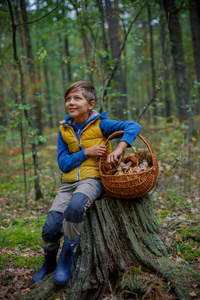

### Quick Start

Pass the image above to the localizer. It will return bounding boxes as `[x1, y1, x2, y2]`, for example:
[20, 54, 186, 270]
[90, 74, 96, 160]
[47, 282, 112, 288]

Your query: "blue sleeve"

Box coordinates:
[57, 131, 88, 173]
[100, 119, 141, 146]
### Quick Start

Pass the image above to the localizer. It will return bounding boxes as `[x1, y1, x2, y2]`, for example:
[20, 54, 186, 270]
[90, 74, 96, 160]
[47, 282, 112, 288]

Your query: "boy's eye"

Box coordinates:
[65, 96, 81, 102]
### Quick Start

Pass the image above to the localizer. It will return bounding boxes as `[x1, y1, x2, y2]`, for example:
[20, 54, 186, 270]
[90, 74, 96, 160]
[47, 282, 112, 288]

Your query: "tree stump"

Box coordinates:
[24, 194, 200, 300]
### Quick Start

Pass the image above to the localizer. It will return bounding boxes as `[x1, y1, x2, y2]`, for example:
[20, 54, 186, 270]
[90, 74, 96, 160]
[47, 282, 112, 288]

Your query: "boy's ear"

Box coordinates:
[89, 100, 95, 110]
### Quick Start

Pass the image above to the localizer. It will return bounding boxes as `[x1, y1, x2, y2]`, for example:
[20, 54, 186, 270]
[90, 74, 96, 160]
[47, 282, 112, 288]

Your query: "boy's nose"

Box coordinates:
[68, 98, 75, 104]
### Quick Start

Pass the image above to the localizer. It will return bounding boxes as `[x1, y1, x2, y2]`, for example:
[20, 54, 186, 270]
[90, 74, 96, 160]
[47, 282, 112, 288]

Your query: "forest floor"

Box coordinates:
[0, 122, 200, 300]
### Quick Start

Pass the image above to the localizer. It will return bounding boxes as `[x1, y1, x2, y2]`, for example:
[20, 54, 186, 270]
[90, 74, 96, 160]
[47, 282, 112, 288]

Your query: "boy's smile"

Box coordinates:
[65, 90, 95, 125]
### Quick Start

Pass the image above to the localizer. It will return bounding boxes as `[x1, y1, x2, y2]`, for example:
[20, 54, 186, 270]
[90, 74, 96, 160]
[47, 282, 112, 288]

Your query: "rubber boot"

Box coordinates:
[53, 235, 80, 286]
[31, 246, 59, 284]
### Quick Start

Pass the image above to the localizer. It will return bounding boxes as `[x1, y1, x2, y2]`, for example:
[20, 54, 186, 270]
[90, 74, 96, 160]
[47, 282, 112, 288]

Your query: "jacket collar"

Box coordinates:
[59, 111, 107, 127]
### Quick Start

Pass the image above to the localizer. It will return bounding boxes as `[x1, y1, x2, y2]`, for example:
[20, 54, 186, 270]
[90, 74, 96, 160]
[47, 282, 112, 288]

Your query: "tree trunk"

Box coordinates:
[143, 21, 151, 123]
[43, 61, 54, 128]
[159, 3, 172, 122]
[82, 25, 90, 69]
[20, 0, 43, 136]
[163, 0, 190, 123]
[147, 4, 157, 124]
[19, 0, 34, 73]
[64, 36, 72, 82]
[59, 34, 67, 92]
[97, 0, 109, 86]
[0, 80, 7, 126]
[24, 194, 200, 300]
[13, 0, 25, 59]
[69, 1, 91, 74]
[97, 1, 108, 56]
[79, 1, 91, 71]
[7, 0, 28, 204]
[189, 0, 200, 83]
[189, 0, 200, 113]
[8, 0, 43, 201]
[105, 0, 127, 120]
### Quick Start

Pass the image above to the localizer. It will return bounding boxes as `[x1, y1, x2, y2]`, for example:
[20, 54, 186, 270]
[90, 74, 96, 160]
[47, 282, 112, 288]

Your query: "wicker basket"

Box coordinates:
[99, 131, 159, 199]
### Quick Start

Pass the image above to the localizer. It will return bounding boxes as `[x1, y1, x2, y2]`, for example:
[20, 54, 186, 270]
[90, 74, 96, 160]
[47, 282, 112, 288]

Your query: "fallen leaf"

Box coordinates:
[189, 292, 196, 297]
[22, 288, 30, 293]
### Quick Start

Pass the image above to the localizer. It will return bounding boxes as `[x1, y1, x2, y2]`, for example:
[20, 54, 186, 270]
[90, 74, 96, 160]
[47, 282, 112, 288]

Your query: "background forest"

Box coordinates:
[0, 0, 200, 299]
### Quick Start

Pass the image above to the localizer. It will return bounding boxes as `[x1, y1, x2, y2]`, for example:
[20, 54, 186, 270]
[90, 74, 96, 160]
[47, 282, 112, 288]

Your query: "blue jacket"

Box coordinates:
[57, 111, 141, 173]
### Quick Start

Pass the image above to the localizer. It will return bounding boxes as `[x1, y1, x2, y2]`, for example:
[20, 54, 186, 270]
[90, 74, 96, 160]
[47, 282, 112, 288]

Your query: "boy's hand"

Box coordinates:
[106, 148, 123, 165]
[85, 145, 107, 157]
[106, 141, 129, 167]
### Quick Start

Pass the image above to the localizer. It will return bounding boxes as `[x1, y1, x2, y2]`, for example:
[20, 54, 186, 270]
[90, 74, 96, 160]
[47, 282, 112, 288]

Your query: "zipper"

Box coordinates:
[78, 135, 83, 150]
[77, 165, 81, 180]
[64, 125, 82, 180]
[78, 133, 82, 180]
[76, 118, 100, 180]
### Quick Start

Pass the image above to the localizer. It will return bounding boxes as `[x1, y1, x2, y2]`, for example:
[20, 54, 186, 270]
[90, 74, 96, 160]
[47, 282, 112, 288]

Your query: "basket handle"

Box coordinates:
[103, 131, 158, 167]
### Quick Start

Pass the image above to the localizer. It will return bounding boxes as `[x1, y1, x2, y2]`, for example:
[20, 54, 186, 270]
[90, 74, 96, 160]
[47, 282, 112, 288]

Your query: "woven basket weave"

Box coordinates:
[99, 131, 159, 199]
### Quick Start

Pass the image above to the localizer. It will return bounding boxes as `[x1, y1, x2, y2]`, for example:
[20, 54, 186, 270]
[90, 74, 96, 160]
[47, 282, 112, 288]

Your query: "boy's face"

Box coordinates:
[65, 90, 95, 125]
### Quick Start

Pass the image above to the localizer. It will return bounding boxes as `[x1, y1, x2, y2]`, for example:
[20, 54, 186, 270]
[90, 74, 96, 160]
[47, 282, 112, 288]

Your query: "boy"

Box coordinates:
[31, 81, 141, 286]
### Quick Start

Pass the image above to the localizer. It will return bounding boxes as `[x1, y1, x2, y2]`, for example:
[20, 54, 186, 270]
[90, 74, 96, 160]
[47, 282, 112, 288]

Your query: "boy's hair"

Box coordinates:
[64, 81, 98, 103]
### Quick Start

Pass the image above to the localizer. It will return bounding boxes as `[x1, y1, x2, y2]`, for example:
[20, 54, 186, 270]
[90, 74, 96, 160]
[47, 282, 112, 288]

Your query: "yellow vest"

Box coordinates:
[59, 117, 111, 182]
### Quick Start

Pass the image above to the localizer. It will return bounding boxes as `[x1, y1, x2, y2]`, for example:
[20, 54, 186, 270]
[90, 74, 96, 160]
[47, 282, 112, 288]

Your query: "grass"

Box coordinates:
[2, 255, 44, 270]
[0, 215, 46, 269]
[168, 226, 200, 263]
[155, 210, 173, 220]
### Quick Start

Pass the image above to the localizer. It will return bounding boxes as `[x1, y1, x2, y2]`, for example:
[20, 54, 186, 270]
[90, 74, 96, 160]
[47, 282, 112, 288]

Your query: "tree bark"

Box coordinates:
[97, 0, 109, 86]
[43, 61, 54, 128]
[79, 1, 90, 71]
[143, 21, 151, 123]
[68, 1, 91, 77]
[189, 0, 200, 113]
[20, 0, 43, 136]
[24, 194, 200, 300]
[19, 0, 43, 199]
[59, 34, 67, 93]
[147, 4, 157, 124]
[64, 36, 72, 83]
[8, 0, 43, 201]
[159, 2, 172, 122]
[98, 0, 108, 56]
[189, 0, 200, 83]
[105, 0, 127, 120]
[13, 0, 25, 59]
[163, 0, 190, 123]
[82, 25, 91, 69]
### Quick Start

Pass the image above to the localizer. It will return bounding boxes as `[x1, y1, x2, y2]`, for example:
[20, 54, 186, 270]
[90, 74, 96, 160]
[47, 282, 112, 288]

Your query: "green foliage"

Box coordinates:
[154, 123, 188, 161]
[100, 51, 109, 58]
[155, 210, 173, 220]
[173, 241, 200, 263]
[36, 47, 48, 63]
[181, 226, 200, 243]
